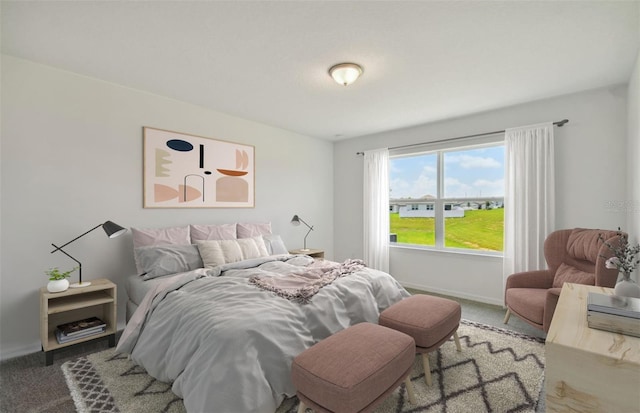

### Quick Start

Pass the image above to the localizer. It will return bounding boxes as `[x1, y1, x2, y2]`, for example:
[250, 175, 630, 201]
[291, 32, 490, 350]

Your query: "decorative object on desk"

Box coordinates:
[50, 220, 127, 288]
[291, 214, 313, 251]
[614, 277, 640, 298]
[586, 292, 640, 337]
[45, 266, 77, 292]
[587, 292, 640, 318]
[599, 228, 640, 298]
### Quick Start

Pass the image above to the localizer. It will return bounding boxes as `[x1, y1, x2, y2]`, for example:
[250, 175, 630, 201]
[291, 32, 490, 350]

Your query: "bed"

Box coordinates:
[117, 223, 410, 412]
[125, 271, 168, 320]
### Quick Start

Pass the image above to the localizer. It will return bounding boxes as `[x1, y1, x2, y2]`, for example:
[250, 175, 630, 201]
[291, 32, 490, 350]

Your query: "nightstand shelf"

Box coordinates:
[289, 248, 325, 259]
[47, 290, 114, 314]
[40, 278, 117, 365]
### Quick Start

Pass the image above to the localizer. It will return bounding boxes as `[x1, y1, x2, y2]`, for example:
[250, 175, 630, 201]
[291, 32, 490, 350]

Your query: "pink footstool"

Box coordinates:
[379, 294, 462, 386]
[291, 322, 417, 413]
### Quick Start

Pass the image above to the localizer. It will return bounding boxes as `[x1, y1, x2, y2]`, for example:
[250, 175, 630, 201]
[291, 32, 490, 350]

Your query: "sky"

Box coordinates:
[390, 145, 505, 199]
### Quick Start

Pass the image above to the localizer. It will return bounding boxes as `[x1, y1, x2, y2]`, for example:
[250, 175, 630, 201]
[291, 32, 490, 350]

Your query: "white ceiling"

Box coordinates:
[2, 1, 639, 141]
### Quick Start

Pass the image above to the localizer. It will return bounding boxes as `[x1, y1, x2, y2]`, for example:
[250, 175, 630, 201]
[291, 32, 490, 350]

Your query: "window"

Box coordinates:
[389, 140, 505, 252]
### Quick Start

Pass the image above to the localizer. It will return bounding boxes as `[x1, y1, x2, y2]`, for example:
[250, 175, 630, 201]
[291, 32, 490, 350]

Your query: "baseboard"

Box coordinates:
[400, 281, 504, 307]
[1, 321, 127, 362]
[0, 341, 42, 361]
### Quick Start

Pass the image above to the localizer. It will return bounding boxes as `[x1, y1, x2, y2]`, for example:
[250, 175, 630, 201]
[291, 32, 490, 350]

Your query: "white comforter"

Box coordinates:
[117, 255, 410, 413]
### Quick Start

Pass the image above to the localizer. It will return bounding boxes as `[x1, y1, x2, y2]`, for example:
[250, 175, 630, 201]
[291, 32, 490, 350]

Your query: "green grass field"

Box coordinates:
[390, 208, 504, 251]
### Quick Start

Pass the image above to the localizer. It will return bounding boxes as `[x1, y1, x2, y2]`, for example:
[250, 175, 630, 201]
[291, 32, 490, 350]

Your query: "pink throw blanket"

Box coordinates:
[249, 259, 365, 304]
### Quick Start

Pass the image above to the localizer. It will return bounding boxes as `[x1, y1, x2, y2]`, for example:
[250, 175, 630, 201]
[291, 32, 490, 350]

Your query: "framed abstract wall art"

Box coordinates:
[143, 127, 255, 208]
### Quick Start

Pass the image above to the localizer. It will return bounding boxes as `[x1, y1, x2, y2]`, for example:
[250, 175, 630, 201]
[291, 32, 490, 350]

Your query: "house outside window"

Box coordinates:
[389, 137, 505, 253]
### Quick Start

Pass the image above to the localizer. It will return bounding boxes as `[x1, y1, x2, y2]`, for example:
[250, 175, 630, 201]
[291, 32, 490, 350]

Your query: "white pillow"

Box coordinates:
[237, 222, 272, 238]
[263, 234, 289, 255]
[190, 223, 237, 242]
[197, 236, 269, 268]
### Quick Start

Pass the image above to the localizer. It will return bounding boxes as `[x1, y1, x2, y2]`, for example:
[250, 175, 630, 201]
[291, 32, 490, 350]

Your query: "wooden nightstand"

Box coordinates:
[289, 248, 325, 259]
[40, 278, 117, 365]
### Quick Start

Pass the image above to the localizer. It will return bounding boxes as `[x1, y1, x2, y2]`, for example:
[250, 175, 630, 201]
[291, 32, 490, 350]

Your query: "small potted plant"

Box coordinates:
[45, 267, 77, 293]
[599, 229, 640, 298]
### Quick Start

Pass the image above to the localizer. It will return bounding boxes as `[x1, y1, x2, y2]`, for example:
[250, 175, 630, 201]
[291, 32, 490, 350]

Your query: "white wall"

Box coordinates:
[0, 56, 334, 359]
[628, 51, 640, 282]
[334, 86, 629, 305]
[2, 53, 636, 359]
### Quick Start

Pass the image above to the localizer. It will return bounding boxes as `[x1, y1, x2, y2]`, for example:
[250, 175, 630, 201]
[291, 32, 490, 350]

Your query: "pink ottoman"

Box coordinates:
[291, 322, 416, 413]
[379, 294, 462, 386]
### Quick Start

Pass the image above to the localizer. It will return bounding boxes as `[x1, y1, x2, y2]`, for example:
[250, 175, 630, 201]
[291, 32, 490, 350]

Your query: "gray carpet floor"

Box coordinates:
[0, 289, 546, 413]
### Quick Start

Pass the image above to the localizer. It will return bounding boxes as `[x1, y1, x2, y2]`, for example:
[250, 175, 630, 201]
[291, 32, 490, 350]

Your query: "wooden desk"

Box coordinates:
[545, 283, 640, 412]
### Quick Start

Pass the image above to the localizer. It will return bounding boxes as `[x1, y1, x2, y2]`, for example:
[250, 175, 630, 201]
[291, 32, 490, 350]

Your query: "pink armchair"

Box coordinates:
[503, 228, 623, 332]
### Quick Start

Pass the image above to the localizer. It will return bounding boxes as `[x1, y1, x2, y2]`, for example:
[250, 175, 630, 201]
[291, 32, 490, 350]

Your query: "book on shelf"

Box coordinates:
[57, 316, 106, 337]
[55, 326, 106, 344]
[587, 310, 640, 338]
[63, 324, 105, 337]
[586, 292, 640, 319]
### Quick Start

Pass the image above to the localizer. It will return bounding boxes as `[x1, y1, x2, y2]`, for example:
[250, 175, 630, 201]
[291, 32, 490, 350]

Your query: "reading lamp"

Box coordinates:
[291, 215, 313, 251]
[50, 220, 127, 288]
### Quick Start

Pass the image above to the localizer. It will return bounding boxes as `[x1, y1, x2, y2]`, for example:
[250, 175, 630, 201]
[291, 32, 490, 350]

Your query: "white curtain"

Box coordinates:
[503, 123, 555, 296]
[363, 148, 390, 272]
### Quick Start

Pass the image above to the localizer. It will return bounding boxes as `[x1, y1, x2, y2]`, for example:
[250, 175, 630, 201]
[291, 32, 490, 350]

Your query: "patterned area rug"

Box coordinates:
[61, 320, 545, 413]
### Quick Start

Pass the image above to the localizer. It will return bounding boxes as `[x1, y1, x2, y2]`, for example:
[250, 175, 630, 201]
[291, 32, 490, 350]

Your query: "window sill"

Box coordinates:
[390, 243, 503, 259]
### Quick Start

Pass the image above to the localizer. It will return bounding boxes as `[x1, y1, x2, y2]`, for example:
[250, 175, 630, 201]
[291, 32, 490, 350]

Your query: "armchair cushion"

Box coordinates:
[505, 288, 547, 327]
[552, 263, 595, 288]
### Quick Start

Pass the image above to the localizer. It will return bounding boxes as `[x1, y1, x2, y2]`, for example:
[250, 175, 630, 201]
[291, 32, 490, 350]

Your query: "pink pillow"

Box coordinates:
[190, 224, 237, 242]
[237, 222, 272, 238]
[131, 225, 191, 249]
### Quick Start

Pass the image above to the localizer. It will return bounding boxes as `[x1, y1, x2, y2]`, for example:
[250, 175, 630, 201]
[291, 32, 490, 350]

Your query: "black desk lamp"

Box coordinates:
[50, 220, 127, 288]
[291, 215, 313, 251]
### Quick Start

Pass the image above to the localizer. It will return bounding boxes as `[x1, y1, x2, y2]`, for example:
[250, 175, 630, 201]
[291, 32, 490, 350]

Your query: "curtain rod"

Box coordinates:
[356, 119, 568, 155]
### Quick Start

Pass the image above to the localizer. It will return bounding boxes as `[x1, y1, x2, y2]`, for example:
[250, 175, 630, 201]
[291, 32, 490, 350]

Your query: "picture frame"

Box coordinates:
[143, 127, 255, 208]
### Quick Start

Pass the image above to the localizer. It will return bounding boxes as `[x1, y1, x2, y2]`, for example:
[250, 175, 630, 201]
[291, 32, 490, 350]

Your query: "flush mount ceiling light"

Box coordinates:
[329, 63, 363, 86]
